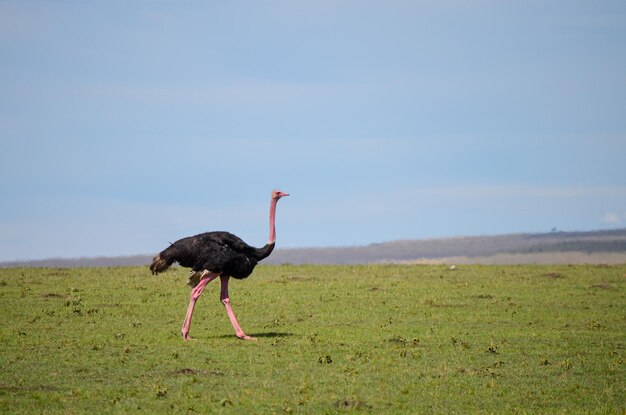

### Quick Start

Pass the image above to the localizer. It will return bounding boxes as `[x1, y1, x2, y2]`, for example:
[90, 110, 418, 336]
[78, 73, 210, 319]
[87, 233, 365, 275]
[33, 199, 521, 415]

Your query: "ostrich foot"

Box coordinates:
[182, 332, 195, 341]
[237, 334, 257, 341]
[182, 328, 199, 341]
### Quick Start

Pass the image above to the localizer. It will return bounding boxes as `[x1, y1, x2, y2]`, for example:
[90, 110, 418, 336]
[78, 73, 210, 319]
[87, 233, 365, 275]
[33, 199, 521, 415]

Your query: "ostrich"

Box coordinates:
[150, 189, 289, 341]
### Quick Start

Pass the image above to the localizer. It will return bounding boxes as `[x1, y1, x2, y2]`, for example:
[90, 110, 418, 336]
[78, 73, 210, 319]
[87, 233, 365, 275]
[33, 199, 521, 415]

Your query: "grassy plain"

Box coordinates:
[0, 264, 624, 414]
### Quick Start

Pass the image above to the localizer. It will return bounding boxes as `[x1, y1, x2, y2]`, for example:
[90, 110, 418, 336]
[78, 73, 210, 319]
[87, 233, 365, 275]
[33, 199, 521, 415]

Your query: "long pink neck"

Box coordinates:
[268, 198, 279, 245]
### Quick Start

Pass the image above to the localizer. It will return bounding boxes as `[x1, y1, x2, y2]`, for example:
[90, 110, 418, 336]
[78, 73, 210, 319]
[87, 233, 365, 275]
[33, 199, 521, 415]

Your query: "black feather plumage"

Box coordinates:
[150, 231, 275, 283]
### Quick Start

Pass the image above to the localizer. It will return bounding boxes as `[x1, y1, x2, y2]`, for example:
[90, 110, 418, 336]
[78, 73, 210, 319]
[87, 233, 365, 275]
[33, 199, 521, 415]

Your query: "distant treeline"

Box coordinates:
[2, 229, 625, 268]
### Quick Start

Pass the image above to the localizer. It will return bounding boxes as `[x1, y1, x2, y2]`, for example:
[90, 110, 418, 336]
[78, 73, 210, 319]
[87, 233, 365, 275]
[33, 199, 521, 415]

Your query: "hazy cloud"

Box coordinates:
[415, 185, 626, 200]
[602, 212, 622, 224]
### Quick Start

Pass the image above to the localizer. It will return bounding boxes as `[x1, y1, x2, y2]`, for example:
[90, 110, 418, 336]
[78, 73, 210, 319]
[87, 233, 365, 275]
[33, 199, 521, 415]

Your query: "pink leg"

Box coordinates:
[181, 271, 219, 340]
[220, 275, 256, 341]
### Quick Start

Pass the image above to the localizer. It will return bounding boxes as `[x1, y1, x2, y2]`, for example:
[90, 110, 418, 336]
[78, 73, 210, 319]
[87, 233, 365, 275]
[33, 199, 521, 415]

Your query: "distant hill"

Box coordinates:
[0, 255, 152, 269]
[2, 229, 625, 268]
[265, 229, 626, 265]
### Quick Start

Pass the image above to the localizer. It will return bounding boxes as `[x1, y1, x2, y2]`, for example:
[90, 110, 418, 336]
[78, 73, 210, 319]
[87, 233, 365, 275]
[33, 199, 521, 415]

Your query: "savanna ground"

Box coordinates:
[0, 264, 624, 414]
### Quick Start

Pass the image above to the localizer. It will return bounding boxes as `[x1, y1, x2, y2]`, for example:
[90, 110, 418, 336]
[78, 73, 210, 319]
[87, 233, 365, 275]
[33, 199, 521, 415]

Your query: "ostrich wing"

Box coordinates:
[190, 234, 258, 279]
[199, 232, 257, 253]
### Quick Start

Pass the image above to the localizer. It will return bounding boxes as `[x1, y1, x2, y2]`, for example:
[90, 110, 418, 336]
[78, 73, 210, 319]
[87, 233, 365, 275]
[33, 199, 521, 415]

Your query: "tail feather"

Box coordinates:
[187, 270, 202, 288]
[150, 254, 172, 275]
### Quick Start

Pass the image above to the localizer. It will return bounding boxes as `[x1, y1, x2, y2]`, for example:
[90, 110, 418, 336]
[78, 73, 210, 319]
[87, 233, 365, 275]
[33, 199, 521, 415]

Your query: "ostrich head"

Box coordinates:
[272, 189, 289, 200]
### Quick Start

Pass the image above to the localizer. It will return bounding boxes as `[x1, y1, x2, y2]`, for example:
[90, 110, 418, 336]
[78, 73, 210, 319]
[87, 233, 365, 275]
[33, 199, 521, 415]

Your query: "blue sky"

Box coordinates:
[1, 1, 625, 261]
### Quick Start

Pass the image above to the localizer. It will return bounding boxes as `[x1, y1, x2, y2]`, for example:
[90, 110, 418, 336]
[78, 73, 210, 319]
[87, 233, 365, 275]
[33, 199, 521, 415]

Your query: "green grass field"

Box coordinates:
[1, 264, 624, 414]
